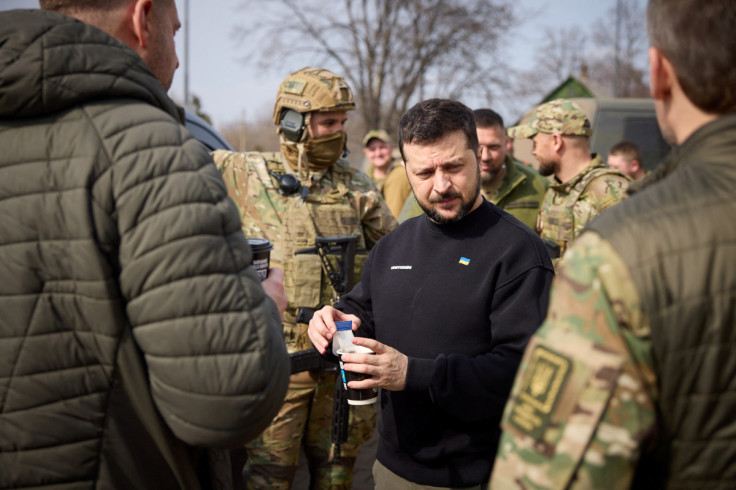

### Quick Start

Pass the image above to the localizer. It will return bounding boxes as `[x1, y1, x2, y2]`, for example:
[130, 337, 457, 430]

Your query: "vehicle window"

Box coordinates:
[593, 112, 670, 171]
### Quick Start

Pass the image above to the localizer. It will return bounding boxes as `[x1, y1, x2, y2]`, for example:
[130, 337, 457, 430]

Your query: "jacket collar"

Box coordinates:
[0, 10, 180, 122]
[629, 113, 736, 195]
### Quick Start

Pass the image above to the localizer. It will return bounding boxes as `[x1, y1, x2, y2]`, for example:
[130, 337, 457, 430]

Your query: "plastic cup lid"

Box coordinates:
[247, 238, 273, 253]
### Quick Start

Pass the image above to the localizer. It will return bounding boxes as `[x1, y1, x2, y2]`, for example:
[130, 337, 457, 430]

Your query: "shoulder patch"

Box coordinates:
[509, 345, 571, 439]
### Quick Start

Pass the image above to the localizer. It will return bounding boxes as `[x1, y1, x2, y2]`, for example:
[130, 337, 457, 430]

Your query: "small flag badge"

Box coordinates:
[459, 257, 470, 266]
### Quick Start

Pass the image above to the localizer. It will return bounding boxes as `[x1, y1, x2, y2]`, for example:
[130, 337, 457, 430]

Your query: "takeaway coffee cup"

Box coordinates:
[337, 346, 377, 405]
[247, 238, 273, 281]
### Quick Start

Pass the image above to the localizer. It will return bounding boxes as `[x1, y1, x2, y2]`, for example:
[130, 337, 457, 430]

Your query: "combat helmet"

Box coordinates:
[273, 67, 355, 142]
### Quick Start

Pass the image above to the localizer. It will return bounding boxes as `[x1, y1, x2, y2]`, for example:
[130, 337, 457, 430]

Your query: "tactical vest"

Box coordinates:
[256, 153, 367, 352]
[539, 159, 620, 258]
[589, 114, 736, 488]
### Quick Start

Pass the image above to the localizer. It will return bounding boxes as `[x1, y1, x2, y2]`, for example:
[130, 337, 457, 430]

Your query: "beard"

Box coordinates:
[480, 162, 504, 184]
[418, 169, 481, 225]
[538, 159, 557, 177]
[480, 168, 496, 184]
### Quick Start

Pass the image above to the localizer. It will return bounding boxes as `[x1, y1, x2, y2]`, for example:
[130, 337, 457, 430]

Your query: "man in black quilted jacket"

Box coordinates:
[0, 1, 289, 488]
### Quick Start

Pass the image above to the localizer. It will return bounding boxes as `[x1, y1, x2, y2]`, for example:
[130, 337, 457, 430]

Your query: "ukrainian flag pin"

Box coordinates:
[459, 257, 470, 266]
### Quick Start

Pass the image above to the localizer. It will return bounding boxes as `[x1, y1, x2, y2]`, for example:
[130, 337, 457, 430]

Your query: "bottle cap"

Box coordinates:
[335, 320, 352, 331]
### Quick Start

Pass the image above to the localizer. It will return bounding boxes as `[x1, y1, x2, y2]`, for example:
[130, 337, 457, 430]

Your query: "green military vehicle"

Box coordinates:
[511, 97, 670, 171]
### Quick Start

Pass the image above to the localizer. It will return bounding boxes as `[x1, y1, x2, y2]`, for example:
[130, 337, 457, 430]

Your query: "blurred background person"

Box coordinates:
[363, 129, 411, 219]
[607, 140, 648, 180]
[363, 129, 395, 191]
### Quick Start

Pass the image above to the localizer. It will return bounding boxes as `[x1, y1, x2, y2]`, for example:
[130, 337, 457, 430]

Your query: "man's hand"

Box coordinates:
[261, 268, 287, 321]
[308, 305, 361, 354]
[340, 337, 408, 391]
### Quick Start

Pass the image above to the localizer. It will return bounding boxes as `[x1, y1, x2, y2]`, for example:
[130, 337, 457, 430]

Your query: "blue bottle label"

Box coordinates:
[336, 320, 352, 331]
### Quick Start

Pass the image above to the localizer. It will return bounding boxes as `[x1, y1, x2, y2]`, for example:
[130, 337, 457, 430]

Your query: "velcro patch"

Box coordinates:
[283, 79, 306, 95]
[510, 345, 571, 439]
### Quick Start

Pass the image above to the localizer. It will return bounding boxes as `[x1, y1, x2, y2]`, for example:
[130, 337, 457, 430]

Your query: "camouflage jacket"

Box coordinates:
[213, 150, 397, 352]
[537, 156, 629, 261]
[491, 232, 656, 489]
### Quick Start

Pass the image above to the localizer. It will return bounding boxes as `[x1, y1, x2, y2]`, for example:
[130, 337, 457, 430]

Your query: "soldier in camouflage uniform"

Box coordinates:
[508, 99, 629, 265]
[213, 67, 397, 489]
[492, 0, 736, 487]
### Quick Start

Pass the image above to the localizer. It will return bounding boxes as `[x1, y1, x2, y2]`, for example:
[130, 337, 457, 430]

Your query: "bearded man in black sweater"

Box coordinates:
[309, 99, 554, 489]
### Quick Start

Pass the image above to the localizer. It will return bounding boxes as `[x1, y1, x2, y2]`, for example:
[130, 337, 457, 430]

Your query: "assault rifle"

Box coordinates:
[292, 234, 359, 327]
[296, 235, 357, 296]
[290, 235, 360, 373]
[291, 234, 361, 464]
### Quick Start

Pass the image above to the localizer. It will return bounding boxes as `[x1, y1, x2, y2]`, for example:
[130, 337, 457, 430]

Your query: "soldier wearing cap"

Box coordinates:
[508, 99, 629, 264]
[213, 67, 397, 489]
[363, 129, 395, 191]
[363, 129, 412, 218]
[399, 108, 549, 231]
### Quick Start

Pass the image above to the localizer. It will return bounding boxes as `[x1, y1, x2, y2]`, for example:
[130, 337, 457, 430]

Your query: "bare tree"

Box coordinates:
[589, 0, 649, 97]
[506, 26, 588, 121]
[535, 26, 588, 83]
[235, 0, 516, 136]
[507, 0, 649, 119]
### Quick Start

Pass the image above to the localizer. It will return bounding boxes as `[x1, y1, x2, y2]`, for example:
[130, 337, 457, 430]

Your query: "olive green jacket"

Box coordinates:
[492, 157, 549, 231]
[0, 10, 288, 489]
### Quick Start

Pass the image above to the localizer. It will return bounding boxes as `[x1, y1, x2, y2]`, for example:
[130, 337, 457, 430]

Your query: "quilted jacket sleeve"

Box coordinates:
[92, 102, 289, 447]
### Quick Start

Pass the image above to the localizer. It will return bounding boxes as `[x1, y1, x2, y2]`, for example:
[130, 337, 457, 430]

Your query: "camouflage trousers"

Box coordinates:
[244, 370, 376, 490]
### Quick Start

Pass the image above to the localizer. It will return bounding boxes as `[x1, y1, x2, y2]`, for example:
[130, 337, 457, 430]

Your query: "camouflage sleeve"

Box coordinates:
[211, 150, 285, 266]
[348, 169, 398, 248]
[491, 232, 657, 489]
[584, 174, 630, 213]
[571, 175, 629, 239]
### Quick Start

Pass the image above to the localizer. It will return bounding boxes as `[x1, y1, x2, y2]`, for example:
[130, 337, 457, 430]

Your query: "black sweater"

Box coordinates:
[339, 199, 554, 486]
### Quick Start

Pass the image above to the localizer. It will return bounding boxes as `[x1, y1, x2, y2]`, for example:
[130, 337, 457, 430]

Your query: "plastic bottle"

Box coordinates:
[333, 320, 355, 355]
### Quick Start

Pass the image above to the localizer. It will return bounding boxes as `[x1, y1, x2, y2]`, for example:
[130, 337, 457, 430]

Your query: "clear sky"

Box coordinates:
[2, 0, 639, 129]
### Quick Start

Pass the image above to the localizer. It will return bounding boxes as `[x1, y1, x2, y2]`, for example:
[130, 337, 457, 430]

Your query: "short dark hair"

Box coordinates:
[473, 108, 504, 129]
[647, 0, 736, 114]
[398, 99, 478, 162]
[609, 141, 641, 162]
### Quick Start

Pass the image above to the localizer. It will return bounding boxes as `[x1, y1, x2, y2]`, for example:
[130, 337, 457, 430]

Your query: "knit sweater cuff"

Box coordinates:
[405, 357, 435, 391]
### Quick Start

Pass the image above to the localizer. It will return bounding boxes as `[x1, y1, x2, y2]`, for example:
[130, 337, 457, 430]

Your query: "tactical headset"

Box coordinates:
[279, 109, 306, 143]
[278, 107, 350, 158]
